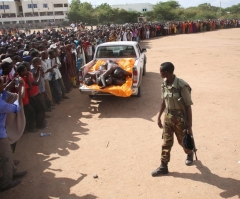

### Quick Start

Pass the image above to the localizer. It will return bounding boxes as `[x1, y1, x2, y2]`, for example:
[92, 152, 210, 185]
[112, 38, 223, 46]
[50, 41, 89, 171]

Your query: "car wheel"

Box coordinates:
[135, 87, 141, 97]
[143, 55, 147, 76]
[89, 95, 95, 99]
[143, 62, 146, 76]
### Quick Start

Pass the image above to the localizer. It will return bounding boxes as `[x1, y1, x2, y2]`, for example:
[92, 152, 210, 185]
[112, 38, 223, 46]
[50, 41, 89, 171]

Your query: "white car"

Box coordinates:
[78, 41, 147, 97]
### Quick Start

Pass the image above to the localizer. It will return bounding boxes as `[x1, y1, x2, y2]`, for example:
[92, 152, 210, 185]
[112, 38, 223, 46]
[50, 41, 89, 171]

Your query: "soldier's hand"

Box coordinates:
[158, 119, 163, 129]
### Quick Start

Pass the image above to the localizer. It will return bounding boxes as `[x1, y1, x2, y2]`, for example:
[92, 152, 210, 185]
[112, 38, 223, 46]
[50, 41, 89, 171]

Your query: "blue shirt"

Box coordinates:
[0, 91, 20, 138]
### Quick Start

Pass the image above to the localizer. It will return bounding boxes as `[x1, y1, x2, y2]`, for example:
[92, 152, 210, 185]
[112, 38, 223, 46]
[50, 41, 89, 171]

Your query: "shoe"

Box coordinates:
[0, 180, 21, 192]
[13, 171, 28, 179]
[151, 162, 169, 177]
[185, 151, 194, 166]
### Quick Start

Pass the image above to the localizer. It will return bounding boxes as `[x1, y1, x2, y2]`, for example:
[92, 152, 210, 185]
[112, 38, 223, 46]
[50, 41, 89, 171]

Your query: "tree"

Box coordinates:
[153, 1, 180, 20]
[224, 3, 240, 15]
[67, 0, 240, 24]
[68, 0, 95, 24]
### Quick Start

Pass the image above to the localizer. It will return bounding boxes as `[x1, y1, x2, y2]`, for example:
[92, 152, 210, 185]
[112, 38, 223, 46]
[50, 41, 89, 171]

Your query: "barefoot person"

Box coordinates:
[152, 62, 194, 177]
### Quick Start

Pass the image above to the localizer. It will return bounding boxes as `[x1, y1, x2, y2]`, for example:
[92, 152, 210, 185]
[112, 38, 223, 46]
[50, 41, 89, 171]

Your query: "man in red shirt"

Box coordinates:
[22, 58, 46, 129]
[17, 64, 37, 132]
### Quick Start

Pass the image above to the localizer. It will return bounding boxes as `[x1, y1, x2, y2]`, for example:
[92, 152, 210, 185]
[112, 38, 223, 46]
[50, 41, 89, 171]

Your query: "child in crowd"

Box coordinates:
[16, 64, 37, 132]
[41, 51, 54, 109]
[47, 50, 68, 105]
[27, 57, 46, 129]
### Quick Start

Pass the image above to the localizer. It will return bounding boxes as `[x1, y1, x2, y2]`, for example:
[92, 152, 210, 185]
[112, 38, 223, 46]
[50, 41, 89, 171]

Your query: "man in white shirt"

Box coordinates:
[122, 29, 127, 41]
[46, 50, 68, 104]
[70, 23, 75, 30]
[126, 29, 133, 41]
[41, 51, 53, 106]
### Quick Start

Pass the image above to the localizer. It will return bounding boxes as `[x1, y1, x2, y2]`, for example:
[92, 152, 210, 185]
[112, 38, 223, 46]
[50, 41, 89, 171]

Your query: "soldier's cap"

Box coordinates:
[182, 134, 194, 150]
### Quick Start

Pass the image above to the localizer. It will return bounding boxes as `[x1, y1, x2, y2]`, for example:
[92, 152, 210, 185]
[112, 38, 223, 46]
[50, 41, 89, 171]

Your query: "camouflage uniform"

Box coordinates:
[161, 75, 193, 163]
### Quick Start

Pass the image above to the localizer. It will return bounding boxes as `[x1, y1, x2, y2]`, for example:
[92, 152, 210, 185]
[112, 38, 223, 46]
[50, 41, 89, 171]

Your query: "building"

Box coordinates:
[0, 0, 69, 26]
[111, 3, 153, 13]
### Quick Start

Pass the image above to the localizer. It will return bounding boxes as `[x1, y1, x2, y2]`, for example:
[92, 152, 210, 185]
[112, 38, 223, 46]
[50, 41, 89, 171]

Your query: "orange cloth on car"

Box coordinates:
[87, 58, 134, 97]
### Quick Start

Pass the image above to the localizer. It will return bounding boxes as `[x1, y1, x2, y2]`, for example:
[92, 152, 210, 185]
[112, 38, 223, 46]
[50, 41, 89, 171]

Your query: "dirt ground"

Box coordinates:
[1, 28, 240, 199]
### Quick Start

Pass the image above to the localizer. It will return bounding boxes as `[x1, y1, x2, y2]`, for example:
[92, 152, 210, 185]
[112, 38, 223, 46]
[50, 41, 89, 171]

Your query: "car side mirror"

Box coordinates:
[141, 48, 146, 53]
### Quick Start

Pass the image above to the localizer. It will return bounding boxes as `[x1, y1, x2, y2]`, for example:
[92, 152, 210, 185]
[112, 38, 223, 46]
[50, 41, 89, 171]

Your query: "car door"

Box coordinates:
[137, 44, 145, 67]
[133, 44, 143, 87]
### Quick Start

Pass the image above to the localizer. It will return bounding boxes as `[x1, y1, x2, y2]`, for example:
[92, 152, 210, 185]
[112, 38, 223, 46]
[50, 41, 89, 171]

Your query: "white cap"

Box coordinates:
[23, 51, 29, 56]
[50, 44, 57, 49]
[2, 57, 13, 63]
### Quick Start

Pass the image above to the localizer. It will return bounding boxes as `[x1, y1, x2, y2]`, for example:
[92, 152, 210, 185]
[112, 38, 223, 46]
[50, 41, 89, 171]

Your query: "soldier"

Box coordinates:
[152, 62, 194, 177]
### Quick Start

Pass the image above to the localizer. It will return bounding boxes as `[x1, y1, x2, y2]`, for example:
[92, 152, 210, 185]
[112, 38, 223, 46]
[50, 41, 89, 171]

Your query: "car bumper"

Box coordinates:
[79, 85, 139, 96]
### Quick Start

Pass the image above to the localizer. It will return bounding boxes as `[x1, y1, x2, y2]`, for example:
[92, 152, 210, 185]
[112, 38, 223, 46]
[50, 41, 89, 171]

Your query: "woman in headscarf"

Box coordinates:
[65, 44, 77, 88]
[141, 26, 145, 40]
[59, 46, 70, 93]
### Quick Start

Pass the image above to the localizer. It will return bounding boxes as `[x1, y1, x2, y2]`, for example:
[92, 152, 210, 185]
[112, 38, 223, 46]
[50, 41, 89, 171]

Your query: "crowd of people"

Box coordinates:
[75, 19, 240, 43]
[0, 18, 239, 191]
[0, 25, 87, 192]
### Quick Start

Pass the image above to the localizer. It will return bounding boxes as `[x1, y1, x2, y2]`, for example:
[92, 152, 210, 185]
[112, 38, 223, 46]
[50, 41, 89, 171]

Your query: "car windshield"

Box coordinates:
[96, 45, 137, 58]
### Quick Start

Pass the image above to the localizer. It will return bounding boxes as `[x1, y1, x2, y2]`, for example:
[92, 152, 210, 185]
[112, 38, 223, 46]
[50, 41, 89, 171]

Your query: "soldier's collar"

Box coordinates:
[172, 75, 178, 88]
[164, 75, 178, 88]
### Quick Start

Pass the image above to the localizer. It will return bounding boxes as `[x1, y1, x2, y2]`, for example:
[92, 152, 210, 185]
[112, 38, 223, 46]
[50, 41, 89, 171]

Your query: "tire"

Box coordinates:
[143, 55, 146, 76]
[143, 62, 146, 76]
[89, 95, 95, 99]
[134, 86, 141, 97]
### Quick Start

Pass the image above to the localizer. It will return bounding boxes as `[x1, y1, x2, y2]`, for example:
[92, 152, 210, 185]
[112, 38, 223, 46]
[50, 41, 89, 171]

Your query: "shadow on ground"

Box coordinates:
[87, 72, 162, 121]
[0, 92, 98, 199]
[166, 161, 240, 198]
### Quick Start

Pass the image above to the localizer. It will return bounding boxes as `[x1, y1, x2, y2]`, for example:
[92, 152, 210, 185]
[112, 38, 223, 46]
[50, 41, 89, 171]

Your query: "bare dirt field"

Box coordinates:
[1, 28, 240, 199]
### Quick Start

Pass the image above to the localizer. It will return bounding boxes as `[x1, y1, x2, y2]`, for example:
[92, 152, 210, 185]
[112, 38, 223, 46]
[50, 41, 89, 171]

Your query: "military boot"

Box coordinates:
[151, 162, 168, 177]
[185, 151, 194, 166]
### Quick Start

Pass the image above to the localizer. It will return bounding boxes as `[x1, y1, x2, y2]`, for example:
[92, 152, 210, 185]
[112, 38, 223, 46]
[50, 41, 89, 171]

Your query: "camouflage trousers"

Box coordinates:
[161, 113, 192, 163]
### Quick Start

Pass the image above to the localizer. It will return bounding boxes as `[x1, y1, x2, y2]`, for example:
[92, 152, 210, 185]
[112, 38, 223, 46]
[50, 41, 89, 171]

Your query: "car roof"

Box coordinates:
[98, 41, 138, 47]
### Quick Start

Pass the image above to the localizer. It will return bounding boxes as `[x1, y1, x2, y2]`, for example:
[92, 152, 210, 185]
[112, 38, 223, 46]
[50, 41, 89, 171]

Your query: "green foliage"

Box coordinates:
[153, 1, 181, 20]
[68, 1, 140, 24]
[225, 3, 240, 14]
[68, 0, 240, 24]
[223, 3, 240, 18]
[68, 0, 95, 24]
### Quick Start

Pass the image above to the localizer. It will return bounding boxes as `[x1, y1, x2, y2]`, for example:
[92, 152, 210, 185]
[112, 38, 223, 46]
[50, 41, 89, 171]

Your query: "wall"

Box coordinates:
[0, 0, 69, 25]
[111, 3, 153, 13]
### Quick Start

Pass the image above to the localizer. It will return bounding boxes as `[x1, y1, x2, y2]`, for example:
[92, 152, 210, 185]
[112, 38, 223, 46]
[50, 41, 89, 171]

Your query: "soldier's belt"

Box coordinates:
[166, 109, 184, 116]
